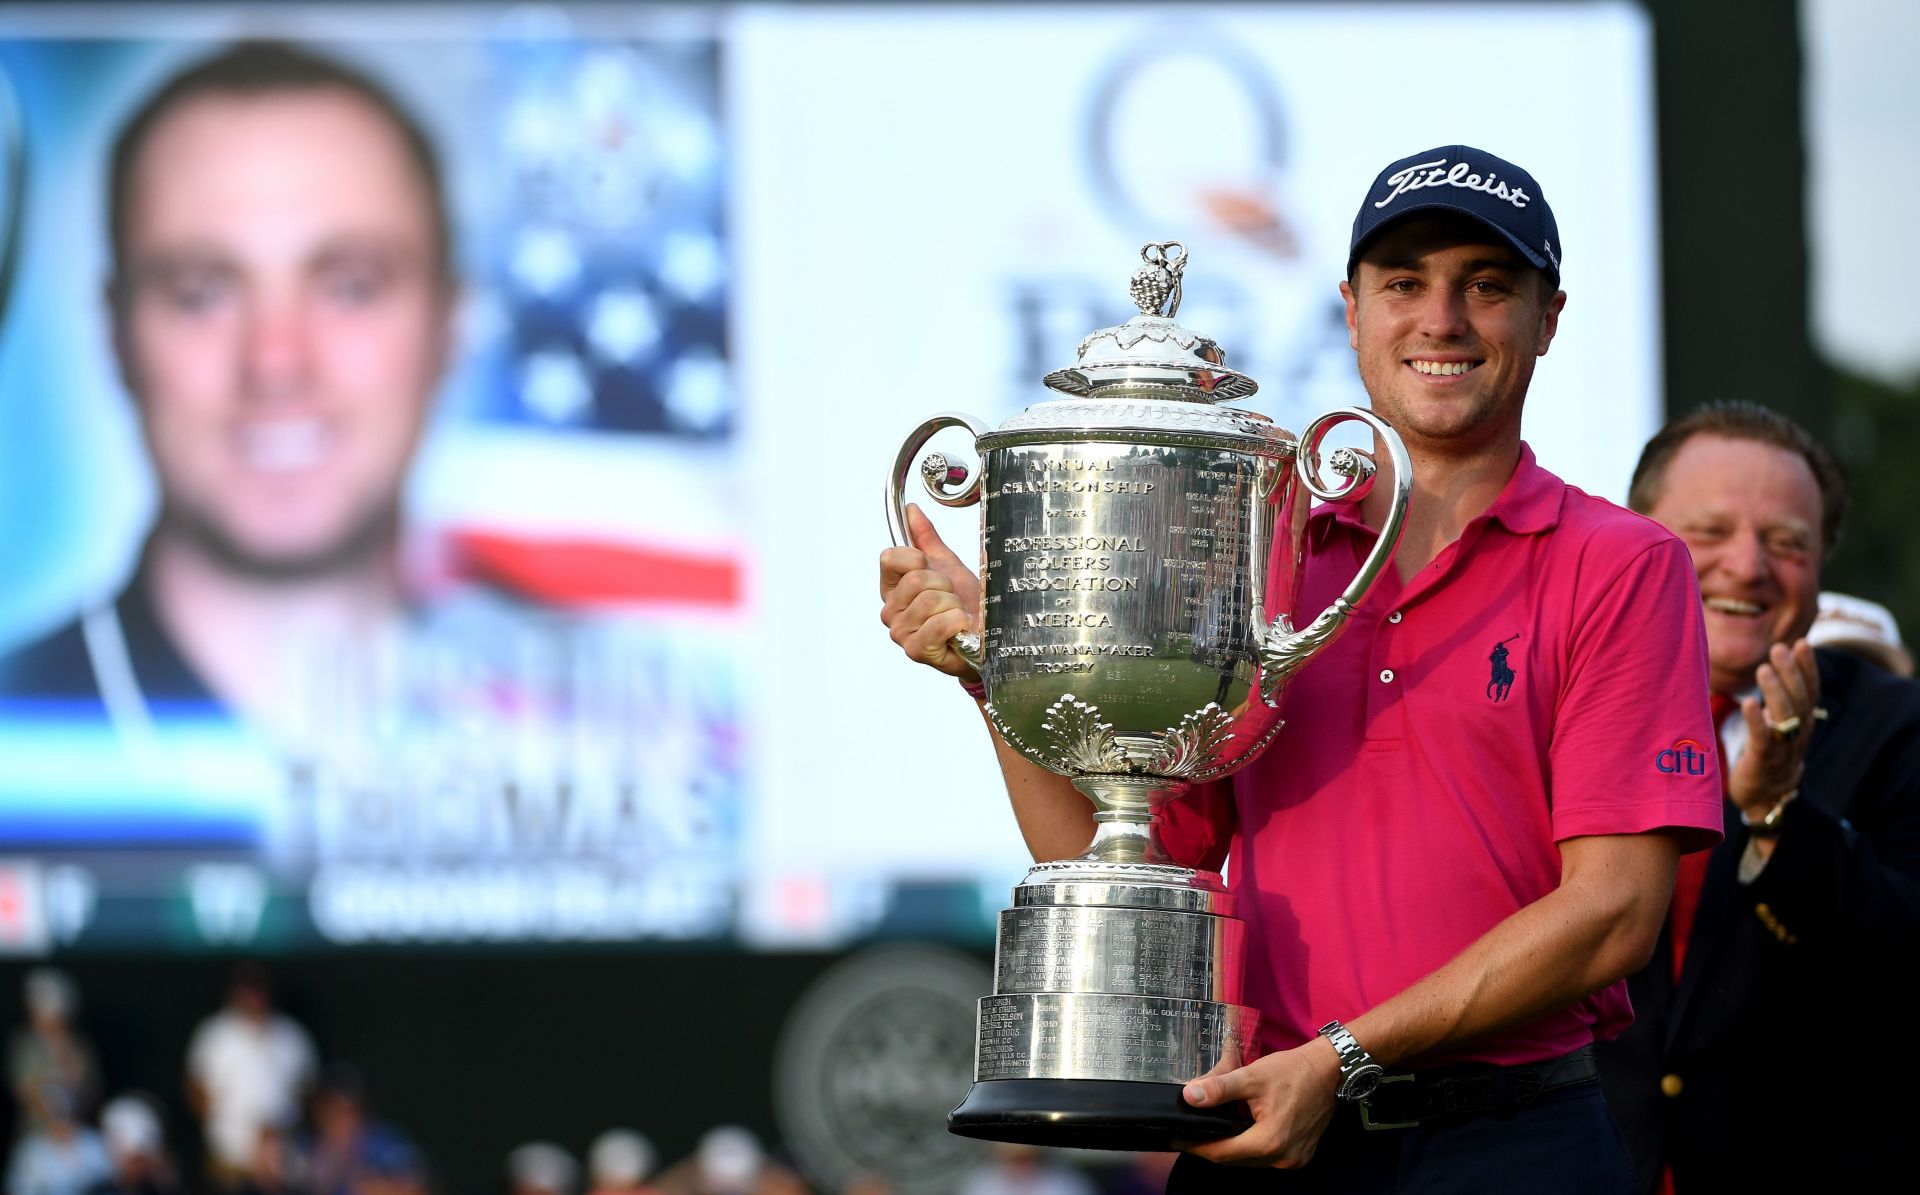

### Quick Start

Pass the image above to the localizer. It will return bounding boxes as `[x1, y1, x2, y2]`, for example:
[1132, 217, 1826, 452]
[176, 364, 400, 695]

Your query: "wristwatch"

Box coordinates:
[1740, 787, 1798, 838]
[1317, 1020, 1386, 1102]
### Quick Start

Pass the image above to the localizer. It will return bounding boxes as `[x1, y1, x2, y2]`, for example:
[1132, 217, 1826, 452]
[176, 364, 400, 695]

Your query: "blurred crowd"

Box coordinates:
[7, 965, 425, 1195]
[4, 967, 1171, 1195]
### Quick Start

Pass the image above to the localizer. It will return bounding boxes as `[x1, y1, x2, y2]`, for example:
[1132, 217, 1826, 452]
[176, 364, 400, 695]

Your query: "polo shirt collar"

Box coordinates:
[1313, 440, 1564, 536]
[1484, 442, 1563, 534]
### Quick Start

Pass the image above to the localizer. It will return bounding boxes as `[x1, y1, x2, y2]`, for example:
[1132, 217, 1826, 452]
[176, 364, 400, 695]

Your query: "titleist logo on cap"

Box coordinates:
[1374, 158, 1532, 211]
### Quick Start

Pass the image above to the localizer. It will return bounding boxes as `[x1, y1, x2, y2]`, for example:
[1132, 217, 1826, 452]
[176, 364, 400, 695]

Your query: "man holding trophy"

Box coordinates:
[880, 147, 1724, 1191]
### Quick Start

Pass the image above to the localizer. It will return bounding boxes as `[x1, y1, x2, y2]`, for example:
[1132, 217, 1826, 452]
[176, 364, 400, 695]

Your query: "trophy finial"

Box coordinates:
[1129, 241, 1186, 317]
[1043, 239, 1254, 402]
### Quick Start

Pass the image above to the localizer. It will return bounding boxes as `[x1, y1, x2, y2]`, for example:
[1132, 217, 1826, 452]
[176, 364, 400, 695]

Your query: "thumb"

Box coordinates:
[905, 503, 968, 571]
[1183, 1065, 1251, 1109]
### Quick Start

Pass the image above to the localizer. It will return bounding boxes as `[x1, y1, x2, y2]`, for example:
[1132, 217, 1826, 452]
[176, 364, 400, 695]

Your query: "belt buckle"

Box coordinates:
[1359, 1073, 1420, 1131]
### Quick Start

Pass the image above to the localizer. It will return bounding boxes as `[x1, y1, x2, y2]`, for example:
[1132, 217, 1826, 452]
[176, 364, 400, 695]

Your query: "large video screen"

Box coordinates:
[0, 2, 1661, 953]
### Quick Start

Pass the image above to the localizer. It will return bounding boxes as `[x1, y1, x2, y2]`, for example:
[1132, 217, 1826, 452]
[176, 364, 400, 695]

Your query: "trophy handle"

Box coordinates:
[1256, 408, 1411, 707]
[886, 412, 992, 672]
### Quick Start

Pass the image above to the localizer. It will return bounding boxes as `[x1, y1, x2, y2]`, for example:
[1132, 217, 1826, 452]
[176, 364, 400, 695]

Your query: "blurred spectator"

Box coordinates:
[298, 1065, 425, 1195]
[1809, 590, 1914, 677]
[584, 1130, 657, 1195]
[4, 1084, 111, 1195]
[508, 1143, 578, 1195]
[0, 38, 454, 746]
[184, 965, 316, 1188]
[83, 1095, 181, 1195]
[231, 1127, 298, 1195]
[954, 1144, 1096, 1195]
[650, 1127, 802, 1195]
[7, 971, 102, 1136]
[691, 1126, 763, 1195]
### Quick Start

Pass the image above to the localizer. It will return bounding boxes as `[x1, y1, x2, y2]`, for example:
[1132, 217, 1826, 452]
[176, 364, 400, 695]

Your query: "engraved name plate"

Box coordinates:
[995, 905, 1242, 1003]
[974, 992, 1257, 1084]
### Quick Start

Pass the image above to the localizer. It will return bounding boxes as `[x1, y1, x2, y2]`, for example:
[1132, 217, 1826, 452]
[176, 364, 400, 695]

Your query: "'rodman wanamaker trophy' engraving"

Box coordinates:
[885, 242, 1411, 1150]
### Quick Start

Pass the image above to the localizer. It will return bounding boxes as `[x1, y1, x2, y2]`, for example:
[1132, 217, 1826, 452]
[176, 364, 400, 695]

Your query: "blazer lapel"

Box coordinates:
[1664, 650, 1847, 1051]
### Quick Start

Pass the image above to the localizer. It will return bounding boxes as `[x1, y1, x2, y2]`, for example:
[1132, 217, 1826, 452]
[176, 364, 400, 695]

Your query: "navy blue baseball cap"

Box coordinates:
[1347, 145, 1561, 284]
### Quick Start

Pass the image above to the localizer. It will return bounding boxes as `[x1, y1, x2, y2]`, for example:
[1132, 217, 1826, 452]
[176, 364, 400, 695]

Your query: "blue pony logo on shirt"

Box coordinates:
[1488, 635, 1520, 702]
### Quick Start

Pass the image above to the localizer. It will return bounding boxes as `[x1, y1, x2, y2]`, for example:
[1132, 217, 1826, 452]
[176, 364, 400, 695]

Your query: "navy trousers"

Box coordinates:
[1165, 1077, 1632, 1194]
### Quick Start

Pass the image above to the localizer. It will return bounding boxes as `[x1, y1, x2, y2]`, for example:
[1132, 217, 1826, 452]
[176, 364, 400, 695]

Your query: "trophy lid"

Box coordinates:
[1041, 242, 1258, 403]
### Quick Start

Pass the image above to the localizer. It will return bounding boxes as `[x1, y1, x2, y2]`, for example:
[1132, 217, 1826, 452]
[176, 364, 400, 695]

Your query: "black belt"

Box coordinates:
[1358, 1045, 1600, 1131]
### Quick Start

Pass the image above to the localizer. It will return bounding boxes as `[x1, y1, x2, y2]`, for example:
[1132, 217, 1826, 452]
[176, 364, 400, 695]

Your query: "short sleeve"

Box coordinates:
[1548, 537, 1724, 852]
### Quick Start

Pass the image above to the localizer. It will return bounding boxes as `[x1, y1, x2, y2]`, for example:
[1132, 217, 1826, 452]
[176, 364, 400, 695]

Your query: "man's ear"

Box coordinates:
[1536, 289, 1566, 357]
[1340, 279, 1360, 352]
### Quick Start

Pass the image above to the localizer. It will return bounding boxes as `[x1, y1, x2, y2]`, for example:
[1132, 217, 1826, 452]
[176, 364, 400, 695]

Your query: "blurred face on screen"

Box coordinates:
[114, 86, 451, 575]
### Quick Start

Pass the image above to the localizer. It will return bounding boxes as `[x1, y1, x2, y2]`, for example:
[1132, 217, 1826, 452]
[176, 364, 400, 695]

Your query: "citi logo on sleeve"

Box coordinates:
[1656, 739, 1712, 776]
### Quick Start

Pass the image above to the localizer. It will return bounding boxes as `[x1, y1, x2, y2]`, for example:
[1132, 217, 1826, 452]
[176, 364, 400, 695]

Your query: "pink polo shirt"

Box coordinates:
[1158, 444, 1724, 1066]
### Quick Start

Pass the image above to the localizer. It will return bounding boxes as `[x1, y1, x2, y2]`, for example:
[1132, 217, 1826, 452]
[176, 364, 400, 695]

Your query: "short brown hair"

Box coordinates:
[107, 41, 452, 290]
[1628, 401, 1849, 555]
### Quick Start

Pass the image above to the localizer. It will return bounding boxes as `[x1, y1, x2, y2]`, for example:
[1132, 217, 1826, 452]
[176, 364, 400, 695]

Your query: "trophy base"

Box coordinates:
[947, 1078, 1252, 1151]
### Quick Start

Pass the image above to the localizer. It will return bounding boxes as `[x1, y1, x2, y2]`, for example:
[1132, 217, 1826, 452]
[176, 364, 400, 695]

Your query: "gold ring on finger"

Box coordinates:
[1768, 715, 1803, 741]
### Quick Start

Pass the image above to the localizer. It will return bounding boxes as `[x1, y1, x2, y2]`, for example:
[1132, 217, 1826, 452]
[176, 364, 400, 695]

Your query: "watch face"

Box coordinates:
[1340, 1064, 1386, 1102]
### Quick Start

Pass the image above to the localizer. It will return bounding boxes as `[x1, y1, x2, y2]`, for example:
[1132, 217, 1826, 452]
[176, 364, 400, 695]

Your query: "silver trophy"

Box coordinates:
[886, 242, 1410, 1150]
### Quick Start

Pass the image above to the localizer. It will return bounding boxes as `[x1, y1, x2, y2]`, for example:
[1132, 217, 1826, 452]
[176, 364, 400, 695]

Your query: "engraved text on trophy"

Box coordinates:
[982, 442, 1261, 751]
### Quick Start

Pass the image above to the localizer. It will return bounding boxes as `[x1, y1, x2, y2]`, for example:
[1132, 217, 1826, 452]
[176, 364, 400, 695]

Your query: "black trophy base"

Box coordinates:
[948, 1078, 1253, 1152]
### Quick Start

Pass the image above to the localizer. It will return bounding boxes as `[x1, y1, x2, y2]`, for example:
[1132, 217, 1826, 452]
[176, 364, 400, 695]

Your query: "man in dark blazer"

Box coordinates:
[1600, 402, 1920, 1192]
